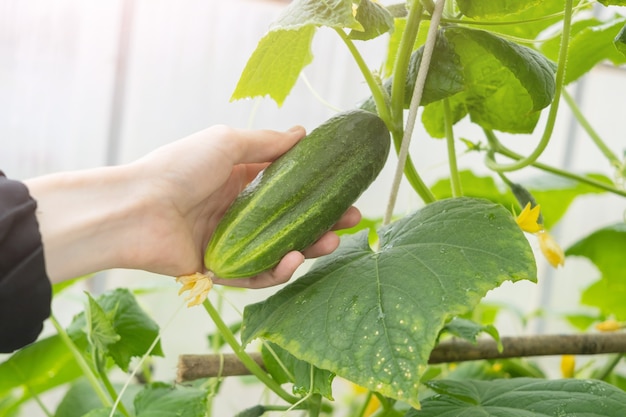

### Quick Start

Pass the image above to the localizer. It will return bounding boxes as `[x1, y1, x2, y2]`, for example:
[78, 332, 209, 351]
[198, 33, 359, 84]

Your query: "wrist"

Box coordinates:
[24, 164, 147, 283]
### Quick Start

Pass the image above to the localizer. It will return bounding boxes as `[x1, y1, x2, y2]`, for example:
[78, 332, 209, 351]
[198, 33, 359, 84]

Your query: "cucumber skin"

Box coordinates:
[204, 109, 391, 279]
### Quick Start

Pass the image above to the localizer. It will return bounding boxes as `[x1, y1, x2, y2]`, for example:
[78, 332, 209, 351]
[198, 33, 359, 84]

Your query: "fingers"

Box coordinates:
[211, 206, 362, 289]
[226, 125, 306, 165]
[211, 251, 304, 289]
[330, 206, 361, 231]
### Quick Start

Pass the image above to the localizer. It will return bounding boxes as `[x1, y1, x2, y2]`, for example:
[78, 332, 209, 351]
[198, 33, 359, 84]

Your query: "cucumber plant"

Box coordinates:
[2, 1, 626, 416]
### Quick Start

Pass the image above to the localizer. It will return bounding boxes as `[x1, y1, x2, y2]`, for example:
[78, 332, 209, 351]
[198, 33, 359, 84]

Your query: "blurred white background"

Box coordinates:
[1, 0, 625, 415]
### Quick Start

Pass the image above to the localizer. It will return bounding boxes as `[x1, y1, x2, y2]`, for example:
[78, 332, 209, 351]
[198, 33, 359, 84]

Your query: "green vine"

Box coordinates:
[484, 0, 574, 173]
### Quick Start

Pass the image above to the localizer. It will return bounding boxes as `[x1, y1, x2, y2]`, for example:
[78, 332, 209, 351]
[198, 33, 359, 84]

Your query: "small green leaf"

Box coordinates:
[134, 382, 207, 417]
[272, 0, 361, 31]
[55, 378, 141, 417]
[85, 292, 121, 353]
[262, 342, 335, 400]
[421, 93, 467, 138]
[457, 0, 541, 19]
[615, 24, 626, 57]
[444, 27, 556, 134]
[68, 289, 163, 372]
[441, 318, 502, 350]
[231, 26, 315, 107]
[567, 223, 626, 320]
[242, 198, 536, 408]
[406, 378, 626, 416]
[350, 0, 394, 41]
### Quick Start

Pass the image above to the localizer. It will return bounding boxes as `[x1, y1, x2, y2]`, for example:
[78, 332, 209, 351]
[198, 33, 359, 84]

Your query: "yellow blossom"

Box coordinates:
[595, 319, 623, 332]
[560, 355, 576, 378]
[516, 202, 543, 233]
[176, 272, 213, 307]
[536, 230, 565, 268]
[351, 384, 381, 417]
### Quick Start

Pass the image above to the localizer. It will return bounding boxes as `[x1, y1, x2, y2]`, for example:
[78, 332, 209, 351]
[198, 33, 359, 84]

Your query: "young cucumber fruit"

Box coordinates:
[204, 109, 391, 279]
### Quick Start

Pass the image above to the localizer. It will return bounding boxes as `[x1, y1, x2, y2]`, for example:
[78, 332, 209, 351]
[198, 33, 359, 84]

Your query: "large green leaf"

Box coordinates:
[231, 0, 359, 106]
[405, 378, 626, 416]
[360, 31, 464, 112]
[541, 16, 626, 84]
[442, 27, 556, 134]
[598, 0, 626, 6]
[272, 0, 360, 31]
[68, 289, 163, 372]
[0, 335, 82, 398]
[242, 197, 536, 408]
[566, 223, 626, 320]
[468, 0, 573, 41]
[457, 0, 541, 19]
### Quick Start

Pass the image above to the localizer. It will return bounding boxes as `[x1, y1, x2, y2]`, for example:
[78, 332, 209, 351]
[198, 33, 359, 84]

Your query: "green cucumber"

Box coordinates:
[204, 109, 391, 279]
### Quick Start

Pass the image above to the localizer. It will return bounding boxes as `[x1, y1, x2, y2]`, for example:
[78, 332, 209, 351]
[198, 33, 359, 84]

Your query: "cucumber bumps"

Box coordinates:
[205, 109, 390, 279]
[177, 110, 389, 304]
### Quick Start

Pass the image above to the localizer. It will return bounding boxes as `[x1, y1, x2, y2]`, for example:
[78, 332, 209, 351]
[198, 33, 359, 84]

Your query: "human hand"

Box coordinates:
[130, 125, 361, 290]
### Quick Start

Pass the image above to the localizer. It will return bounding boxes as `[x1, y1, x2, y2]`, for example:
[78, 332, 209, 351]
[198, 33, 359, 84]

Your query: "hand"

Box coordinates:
[132, 125, 361, 289]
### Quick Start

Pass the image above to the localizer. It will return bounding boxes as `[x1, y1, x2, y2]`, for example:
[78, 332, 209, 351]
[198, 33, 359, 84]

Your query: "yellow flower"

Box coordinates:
[351, 384, 380, 417]
[516, 202, 543, 233]
[596, 319, 623, 332]
[560, 355, 576, 378]
[176, 272, 213, 307]
[536, 230, 565, 268]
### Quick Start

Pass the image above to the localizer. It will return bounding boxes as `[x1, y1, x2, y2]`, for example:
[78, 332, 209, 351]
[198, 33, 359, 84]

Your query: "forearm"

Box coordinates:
[24, 165, 146, 283]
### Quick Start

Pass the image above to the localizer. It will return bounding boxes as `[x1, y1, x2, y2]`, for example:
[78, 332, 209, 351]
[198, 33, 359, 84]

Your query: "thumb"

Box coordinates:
[230, 125, 306, 165]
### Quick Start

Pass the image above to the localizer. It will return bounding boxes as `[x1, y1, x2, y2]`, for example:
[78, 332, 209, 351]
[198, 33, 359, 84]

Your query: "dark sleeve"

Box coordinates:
[0, 171, 51, 353]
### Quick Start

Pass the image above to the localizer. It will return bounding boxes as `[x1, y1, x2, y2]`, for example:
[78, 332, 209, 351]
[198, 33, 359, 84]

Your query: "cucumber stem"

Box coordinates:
[383, 0, 446, 225]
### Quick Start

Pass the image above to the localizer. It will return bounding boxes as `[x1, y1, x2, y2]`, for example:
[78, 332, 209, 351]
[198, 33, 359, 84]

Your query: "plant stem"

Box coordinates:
[383, 0, 445, 225]
[307, 393, 322, 417]
[95, 354, 131, 417]
[390, 1, 423, 131]
[334, 28, 392, 129]
[485, 129, 626, 197]
[201, 298, 298, 404]
[49, 315, 112, 407]
[485, 0, 573, 172]
[443, 98, 462, 197]
[562, 88, 623, 173]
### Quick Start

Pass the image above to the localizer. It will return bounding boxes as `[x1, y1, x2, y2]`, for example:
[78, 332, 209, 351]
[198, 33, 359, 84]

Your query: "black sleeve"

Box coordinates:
[0, 171, 51, 353]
